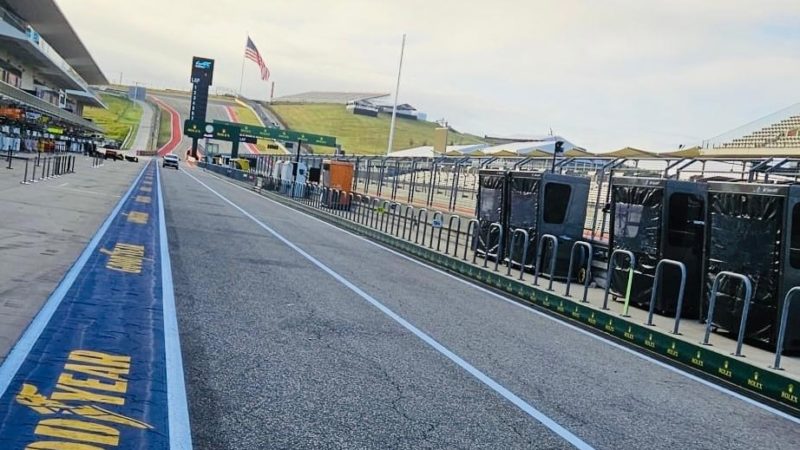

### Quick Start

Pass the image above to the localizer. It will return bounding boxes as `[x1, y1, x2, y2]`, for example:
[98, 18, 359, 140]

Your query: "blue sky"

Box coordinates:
[60, 0, 800, 151]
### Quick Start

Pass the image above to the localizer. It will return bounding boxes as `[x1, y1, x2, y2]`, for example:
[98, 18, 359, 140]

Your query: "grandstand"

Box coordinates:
[707, 102, 800, 150]
[272, 91, 389, 104]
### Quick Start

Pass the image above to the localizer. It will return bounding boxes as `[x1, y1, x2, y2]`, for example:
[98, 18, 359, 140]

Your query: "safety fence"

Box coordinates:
[200, 160, 800, 413]
[238, 154, 791, 244]
[5, 151, 79, 185]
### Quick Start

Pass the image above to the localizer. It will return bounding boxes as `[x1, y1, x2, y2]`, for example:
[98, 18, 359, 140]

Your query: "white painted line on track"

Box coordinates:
[157, 166, 194, 449]
[0, 161, 150, 397]
[196, 168, 800, 426]
[182, 169, 595, 450]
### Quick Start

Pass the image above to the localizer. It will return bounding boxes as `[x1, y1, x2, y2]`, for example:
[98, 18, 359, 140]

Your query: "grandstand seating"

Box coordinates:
[721, 114, 800, 148]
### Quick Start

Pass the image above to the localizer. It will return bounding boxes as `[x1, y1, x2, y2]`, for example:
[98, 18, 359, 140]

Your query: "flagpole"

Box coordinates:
[387, 33, 406, 155]
[239, 34, 248, 97]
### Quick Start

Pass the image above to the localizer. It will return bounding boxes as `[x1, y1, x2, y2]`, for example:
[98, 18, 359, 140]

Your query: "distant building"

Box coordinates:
[0, 0, 105, 148]
[345, 100, 379, 117]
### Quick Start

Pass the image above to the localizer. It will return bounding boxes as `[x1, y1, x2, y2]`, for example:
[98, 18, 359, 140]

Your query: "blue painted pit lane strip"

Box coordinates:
[0, 160, 192, 449]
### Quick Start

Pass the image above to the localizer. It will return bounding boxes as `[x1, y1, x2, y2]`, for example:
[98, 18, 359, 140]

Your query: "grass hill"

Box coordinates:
[84, 93, 142, 148]
[268, 103, 484, 155]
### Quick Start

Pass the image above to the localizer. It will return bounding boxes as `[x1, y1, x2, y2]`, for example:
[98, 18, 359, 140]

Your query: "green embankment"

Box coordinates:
[83, 93, 142, 149]
[156, 106, 172, 150]
[269, 103, 484, 155]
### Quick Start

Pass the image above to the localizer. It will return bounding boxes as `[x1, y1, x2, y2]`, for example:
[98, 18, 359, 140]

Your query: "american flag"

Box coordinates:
[245, 36, 270, 81]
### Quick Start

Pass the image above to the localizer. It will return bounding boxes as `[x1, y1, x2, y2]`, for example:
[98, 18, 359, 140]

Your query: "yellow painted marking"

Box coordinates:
[126, 212, 149, 225]
[101, 244, 145, 274]
[27, 441, 104, 449]
[68, 351, 131, 369]
[16, 384, 150, 429]
[134, 195, 151, 204]
[57, 373, 127, 394]
[35, 419, 119, 446]
[51, 385, 124, 406]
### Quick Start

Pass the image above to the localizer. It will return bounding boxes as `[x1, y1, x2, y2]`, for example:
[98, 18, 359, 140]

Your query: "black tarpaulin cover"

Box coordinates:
[476, 173, 505, 256]
[610, 185, 663, 305]
[507, 175, 539, 268]
[706, 193, 782, 343]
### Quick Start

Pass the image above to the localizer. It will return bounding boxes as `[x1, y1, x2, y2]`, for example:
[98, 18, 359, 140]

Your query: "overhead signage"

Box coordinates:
[212, 120, 337, 147]
[183, 120, 240, 142]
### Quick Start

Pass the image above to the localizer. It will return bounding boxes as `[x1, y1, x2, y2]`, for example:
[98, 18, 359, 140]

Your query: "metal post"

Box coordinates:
[402, 206, 415, 239]
[464, 219, 479, 262]
[415, 209, 428, 244]
[533, 234, 558, 290]
[646, 259, 687, 327]
[20, 158, 29, 184]
[602, 249, 636, 311]
[445, 215, 461, 255]
[507, 229, 530, 281]
[565, 241, 593, 302]
[430, 211, 444, 249]
[773, 287, 800, 370]
[702, 271, 753, 357]
[484, 223, 504, 272]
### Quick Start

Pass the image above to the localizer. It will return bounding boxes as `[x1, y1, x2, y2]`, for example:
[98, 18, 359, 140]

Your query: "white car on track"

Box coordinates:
[162, 154, 180, 170]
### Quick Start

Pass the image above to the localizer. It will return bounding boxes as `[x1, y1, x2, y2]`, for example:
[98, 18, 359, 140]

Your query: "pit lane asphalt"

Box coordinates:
[161, 165, 800, 449]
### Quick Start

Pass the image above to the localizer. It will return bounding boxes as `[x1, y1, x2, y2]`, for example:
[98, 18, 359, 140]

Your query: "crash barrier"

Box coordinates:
[203, 165, 800, 414]
[18, 154, 77, 185]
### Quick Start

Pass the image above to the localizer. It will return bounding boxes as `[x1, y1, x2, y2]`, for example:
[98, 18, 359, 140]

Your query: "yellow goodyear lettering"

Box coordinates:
[134, 195, 151, 204]
[126, 212, 149, 225]
[16, 350, 152, 449]
[102, 243, 145, 274]
[27, 441, 104, 449]
[34, 419, 119, 446]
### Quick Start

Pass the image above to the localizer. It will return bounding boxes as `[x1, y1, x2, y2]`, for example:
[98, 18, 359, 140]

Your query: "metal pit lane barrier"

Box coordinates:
[703, 271, 753, 357]
[445, 215, 461, 256]
[484, 223, 503, 272]
[774, 287, 800, 370]
[533, 234, 558, 291]
[565, 241, 593, 303]
[415, 209, 429, 245]
[465, 219, 480, 263]
[646, 259, 687, 331]
[602, 249, 636, 315]
[507, 229, 530, 281]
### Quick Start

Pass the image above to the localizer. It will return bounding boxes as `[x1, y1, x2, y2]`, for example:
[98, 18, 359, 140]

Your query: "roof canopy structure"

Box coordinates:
[5, 0, 107, 85]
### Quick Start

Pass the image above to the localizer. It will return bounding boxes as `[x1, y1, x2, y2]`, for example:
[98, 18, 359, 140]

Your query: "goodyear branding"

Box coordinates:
[16, 350, 152, 448]
[0, 162, 170, 447]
